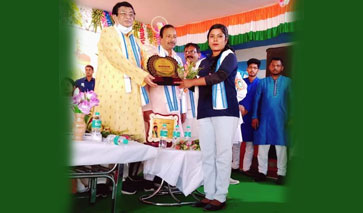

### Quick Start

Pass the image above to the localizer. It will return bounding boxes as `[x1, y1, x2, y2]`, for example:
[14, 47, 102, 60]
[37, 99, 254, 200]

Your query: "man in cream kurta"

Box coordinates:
[143, 25, 186, 134]
[94, 3, 156, 142]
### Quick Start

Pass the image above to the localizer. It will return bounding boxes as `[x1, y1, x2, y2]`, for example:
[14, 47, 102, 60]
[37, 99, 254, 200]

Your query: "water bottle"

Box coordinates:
[159, 124, 168, 149]
[105, 134, 128, 145]
[91, 112, 102, 142]
[172, 125, 181, 146]
[185, 125, 192, 146]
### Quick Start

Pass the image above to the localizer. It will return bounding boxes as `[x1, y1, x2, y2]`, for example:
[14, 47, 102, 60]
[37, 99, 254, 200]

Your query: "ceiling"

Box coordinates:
[76, 0, 278, 27]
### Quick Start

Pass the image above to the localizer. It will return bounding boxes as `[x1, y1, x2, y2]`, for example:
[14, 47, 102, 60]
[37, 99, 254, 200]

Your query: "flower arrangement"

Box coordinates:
[174, 139, 200, 151]
[72, 89, 99, 114]
[99, 126, 129, 139]
[177, 61, 202, 80]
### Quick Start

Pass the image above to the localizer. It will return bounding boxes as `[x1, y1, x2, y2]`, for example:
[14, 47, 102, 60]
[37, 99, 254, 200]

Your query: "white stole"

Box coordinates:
[212, 49, 234, 110]
[157, 46, 182, 112]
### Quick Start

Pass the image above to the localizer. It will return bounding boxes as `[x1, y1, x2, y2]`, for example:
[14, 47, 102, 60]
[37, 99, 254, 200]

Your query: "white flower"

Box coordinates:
[73, 87, 80, 96]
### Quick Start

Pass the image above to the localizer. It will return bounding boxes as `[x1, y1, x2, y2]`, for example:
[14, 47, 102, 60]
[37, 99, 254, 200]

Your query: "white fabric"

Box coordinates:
[71, 140, 158, 166]
[236, 72, 247, 102]
[183, 88, 199, 140]
[232, 116, 243, 144]
[183, 59, 202, 140]
[143, 149, 203, 196]
[198, 116, 239, 203]
[242, 141, 254, 171]
[233, 72, 247, 144]
[143, 45, 184, 130]
[213, 49, 233, 110]
[231, 143, 241, 169]
[181, 89, 187, 114]
[157, 45, 184, 113]
[115, 24, 133, 34]
[257, 145, 287, 176]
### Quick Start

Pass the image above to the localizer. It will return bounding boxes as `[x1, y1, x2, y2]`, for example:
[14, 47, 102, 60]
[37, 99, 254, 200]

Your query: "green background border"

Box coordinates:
[3, 0, 361, 212]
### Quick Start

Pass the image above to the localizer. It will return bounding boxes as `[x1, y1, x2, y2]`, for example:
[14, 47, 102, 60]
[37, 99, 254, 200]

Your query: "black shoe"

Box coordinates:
[96, 184, 110, 198]
[276, 175, 285, 185]
[231, 168, 240, 172]
[254, 172, 267, 182]
[204, 200, 226, 211]
[128, 175, 144, 182]
[121, 180, 137, 195]
[193, 198, 210, 208]
[142, 180, 156, 192]
[241, 170, 254, 177]
[152, 176, 163, 187]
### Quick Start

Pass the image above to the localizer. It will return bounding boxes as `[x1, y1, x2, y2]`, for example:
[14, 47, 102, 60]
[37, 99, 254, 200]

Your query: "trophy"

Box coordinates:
[147, 55, 181, 85]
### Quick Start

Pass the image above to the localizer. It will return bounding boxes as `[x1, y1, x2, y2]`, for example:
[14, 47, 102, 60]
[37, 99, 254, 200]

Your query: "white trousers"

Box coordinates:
[231, 143, 241, 169]
[257, 145, 287, 176]
[199, 116, 239, 203]
[242, 141, 254, 172]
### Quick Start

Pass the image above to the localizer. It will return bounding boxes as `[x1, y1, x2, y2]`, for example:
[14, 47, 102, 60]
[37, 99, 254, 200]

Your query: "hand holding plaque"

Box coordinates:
[147, 55, 182, 85]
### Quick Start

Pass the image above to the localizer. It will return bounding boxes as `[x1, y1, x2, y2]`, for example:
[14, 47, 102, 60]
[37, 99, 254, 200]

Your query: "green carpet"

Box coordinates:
[72, 171, 286, 213]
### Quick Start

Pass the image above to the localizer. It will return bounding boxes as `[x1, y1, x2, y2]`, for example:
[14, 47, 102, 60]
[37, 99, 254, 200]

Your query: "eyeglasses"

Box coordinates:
[184, 50, 197, 54]
[118, 12, 135, 18]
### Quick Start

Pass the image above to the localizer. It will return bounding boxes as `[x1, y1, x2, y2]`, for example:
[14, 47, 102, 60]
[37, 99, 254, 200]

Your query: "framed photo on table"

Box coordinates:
[147, 113, 179, 143]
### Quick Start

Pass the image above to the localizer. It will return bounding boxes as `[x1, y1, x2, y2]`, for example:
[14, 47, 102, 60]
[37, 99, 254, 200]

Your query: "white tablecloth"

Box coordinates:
[71, 140, 158, 166]
[143, 148, 203, 196]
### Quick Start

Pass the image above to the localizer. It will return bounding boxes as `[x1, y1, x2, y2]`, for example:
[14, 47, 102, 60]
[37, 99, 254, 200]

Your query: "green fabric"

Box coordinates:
[174, 22, 295, 52]
[72, 171, 287, 212]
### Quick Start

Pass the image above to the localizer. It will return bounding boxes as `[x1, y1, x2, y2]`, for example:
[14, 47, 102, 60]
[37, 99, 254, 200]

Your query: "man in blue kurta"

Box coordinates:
[239, 58, 261, 176]
[251, 57, 291, 185]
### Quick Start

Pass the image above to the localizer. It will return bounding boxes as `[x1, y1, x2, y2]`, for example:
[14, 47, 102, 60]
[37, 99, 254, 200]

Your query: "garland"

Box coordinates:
[91, 9, 104, 32]
[139, 23, 145, 44]
[146, 25, 154, 45]
[133, 20, 142, 38]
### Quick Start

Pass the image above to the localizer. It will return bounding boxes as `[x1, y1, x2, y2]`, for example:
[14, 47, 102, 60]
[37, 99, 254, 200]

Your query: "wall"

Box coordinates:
[189, 33, 294, 79]
[234, 33, 294, 78]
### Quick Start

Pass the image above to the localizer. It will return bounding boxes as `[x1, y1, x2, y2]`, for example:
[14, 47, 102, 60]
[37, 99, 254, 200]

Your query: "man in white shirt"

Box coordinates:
[143, 25, 186, 138]
[182, 43, 202, 140]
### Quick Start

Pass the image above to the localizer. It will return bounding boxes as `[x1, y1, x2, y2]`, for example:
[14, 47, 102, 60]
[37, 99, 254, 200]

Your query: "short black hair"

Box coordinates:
[207, 24, 234, 53]
[184, 43, 201, 53]
[270, 57, 284, 66]
[160, 24, 175, 38]
[85, 64, 94, 70]
[112, 1, 135, 15]
[247, 58, 261, 68]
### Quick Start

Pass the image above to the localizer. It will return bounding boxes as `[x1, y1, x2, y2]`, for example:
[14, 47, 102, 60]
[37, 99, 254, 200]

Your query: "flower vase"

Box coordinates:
[73, 113, 86, 141]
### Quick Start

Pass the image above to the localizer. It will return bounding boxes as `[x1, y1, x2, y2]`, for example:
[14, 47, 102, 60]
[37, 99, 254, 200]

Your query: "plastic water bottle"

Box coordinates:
[159, 124, 168, 149]
[105, 134, 128, 145]
[185, 125, 192, 146]
[91, 112, 102, 142]
[172, 125, 181, 146]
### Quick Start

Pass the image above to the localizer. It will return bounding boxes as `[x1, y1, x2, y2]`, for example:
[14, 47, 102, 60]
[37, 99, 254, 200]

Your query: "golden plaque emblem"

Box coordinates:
[147, 55, 181, 85]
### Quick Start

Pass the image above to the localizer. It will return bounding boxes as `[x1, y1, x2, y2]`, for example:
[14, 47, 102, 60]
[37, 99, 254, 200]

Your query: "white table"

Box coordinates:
[71, 139, 158, 212]
[71, 140, 158, 166]
[143, 148, 204, 200]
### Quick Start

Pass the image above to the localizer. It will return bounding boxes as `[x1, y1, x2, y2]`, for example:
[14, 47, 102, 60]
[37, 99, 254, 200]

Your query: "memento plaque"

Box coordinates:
[147, 55, 181, 85]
